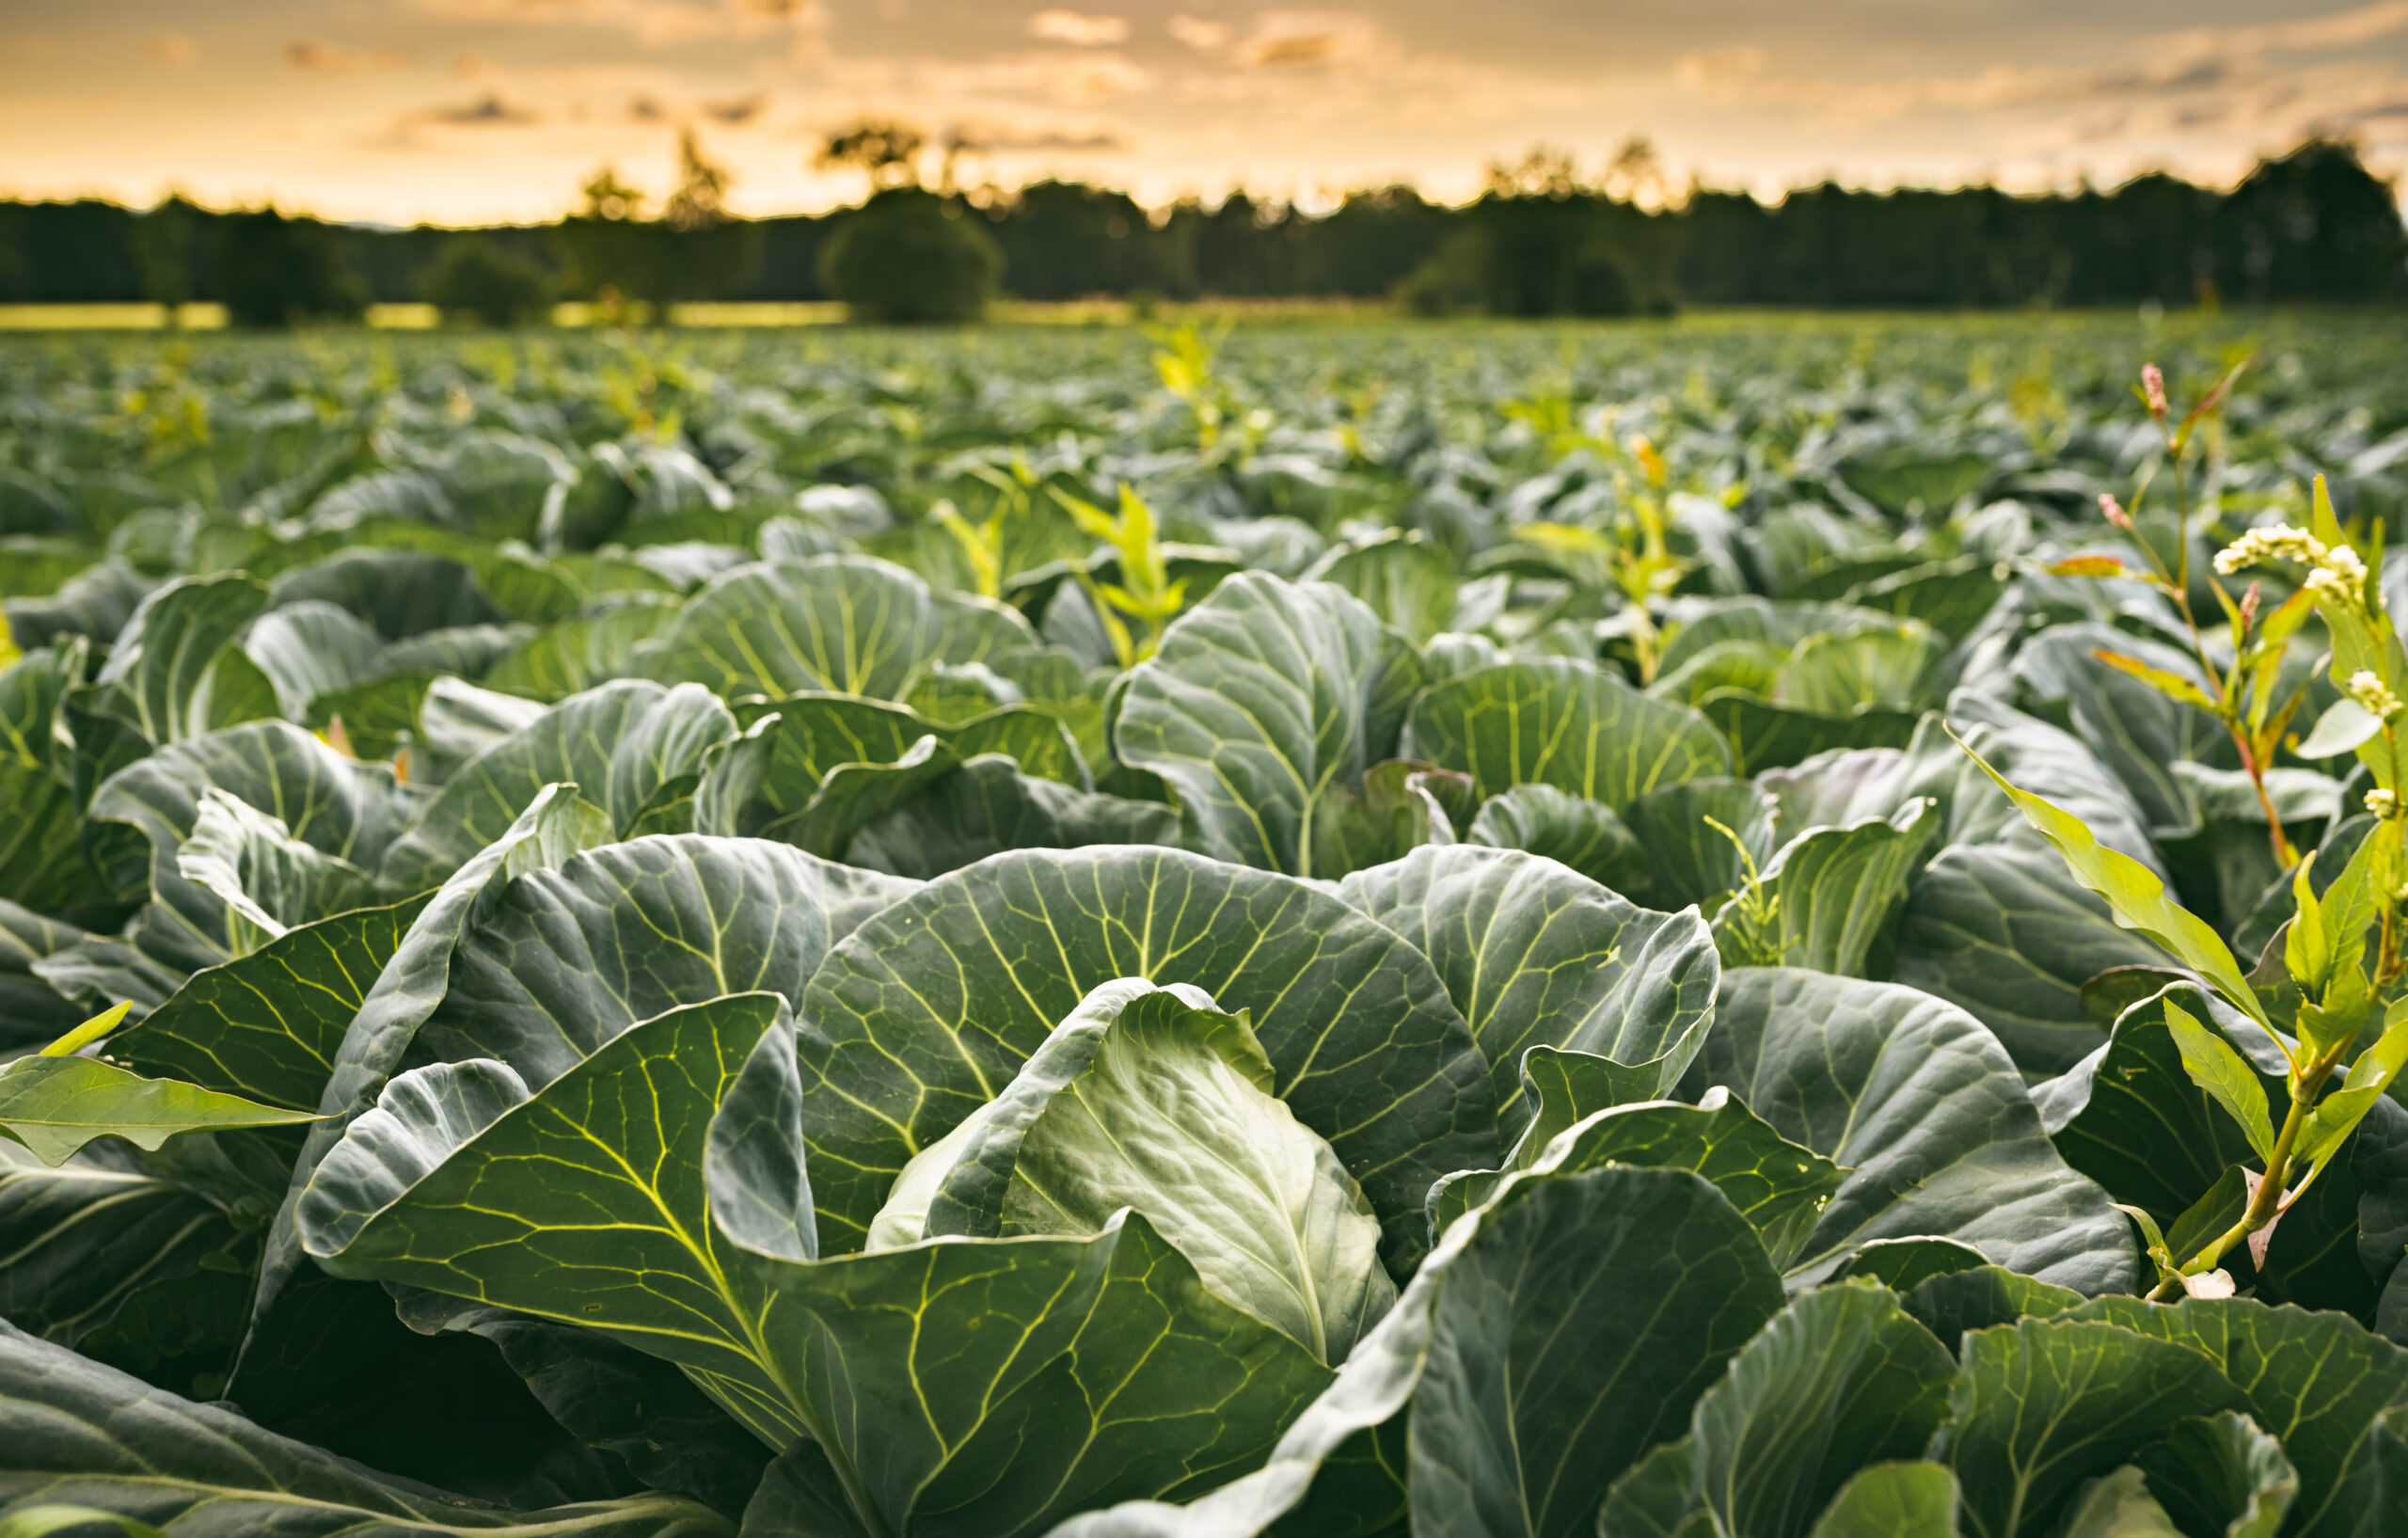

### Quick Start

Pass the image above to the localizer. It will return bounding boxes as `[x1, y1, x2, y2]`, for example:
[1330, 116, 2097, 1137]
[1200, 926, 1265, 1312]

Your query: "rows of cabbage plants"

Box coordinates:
[3, 316, 2408, 1537]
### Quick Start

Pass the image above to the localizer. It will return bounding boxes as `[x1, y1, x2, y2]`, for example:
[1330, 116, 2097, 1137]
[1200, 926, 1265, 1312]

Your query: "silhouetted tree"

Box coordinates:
[662, 129, 762, 305]
[816, 119, 927, 193]
[134, 197, 198, 321]
[552, 167, 659, 313]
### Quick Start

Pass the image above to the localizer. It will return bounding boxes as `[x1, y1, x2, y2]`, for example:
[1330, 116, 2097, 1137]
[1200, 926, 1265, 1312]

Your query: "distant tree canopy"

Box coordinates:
[420, 238, 552, 327]
[818, 186, 1001, 324]
[217, 209, 365, 327]
[0, 137, 2398, 320]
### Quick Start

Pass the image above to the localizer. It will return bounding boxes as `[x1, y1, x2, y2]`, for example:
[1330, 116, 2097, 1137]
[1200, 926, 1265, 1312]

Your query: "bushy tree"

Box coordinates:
[552, 167, 661, 315]
[420, 238, 554, 326]
[217, 207, 363, 327]
[817, 186, 1001, 324]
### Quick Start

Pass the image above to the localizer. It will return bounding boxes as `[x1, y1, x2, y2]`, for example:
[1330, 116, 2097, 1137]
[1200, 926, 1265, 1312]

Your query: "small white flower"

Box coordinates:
[2346, 670, 2403, 721]
[2368, 788, 2400, 819]
[2318, 544, 2369, 601]
[2213, 524, 2326, 576]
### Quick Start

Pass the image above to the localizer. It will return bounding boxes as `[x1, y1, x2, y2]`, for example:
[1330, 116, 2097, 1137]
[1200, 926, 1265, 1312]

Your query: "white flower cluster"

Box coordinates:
[2369, 788, 2402, 819]
[2212, 523, 2368, 603]
[2346, 669, 2404, 722]
[2308, 544, 2369, 602]
[2212, 524, 2325, 573]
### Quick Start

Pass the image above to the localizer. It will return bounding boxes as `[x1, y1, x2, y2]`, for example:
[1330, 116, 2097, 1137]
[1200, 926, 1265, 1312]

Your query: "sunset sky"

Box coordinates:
[4, 1, 2404, 226]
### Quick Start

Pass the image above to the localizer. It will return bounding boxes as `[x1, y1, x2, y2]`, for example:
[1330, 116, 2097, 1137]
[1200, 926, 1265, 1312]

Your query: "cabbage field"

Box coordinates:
[6, 312, 2408, 1537]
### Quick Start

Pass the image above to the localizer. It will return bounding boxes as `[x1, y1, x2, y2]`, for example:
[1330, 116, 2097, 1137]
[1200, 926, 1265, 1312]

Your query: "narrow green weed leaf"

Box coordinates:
[0, 1055, 322, 1165]
[1954, 729, 2274, 1035]
[2163, 999, 2276, 1164]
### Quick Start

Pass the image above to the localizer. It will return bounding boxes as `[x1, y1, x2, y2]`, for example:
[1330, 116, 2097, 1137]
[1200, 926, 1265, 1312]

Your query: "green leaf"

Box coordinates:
[1700, 692, 1924, 776]
[650, 553, 1036, 700]
[88, 721, 414, 973]
[873, 978, 1395, 1365]
[2062, 1295, 2408, 1537]
[2090, 647, 2221, 713]
[0, 904, 89, 1051]
[1623, 777, 1778, 909]
[1116, 572, 1423, 879]
[377, 679, 735, 893]
[172, 789, 380, 958]
[1463, 783, 1649, 895]
[105, 896, 430, 1110]
[2162, 998, 2278, 1164]
[0, 1138, 247, 1350]
[250, 783, 615, 1347]
[0, 1503, 168, 1538]
[1335, 845, 1718, 1131]
[1403, 656, 1733, 811]
[1846, 556, 2009, 643]
[1954, 730, 2273, 1034]
[0, 1319, 734, 1536]
[299, 994, 797, 1431]
[269, 550, 512, 640]
[2010, 625, 2229, 839]
[692, 693, 1087, 840]
[1899, 1266, 2085, 1356]
[1707, 969, 2138, 1292]
[843, 755, 1181, 879]
[39, 1001, 131, 1059]
[2133, 1412, 2297, 1538]
[2298, 698, 2384, 760]
[1936, 1318, 2250, 1538]
[0, 1054, 322, 1165]
[1061, 1165, 1787, 1538]
[1656, 598, 1903, 675]
[1803, 1463, 1966, 1538]
[1425, 1087, 1846, 1267]
[89, 573, 276, 747]
[483, 595, 681, 702]
[737, 1209, 1333, 1536]
[1893, 843, 2165, 1074]
[1713, 800, 1938, 975]
[1653, 635, 1791, 706]
[1832, 1238, 1991, 1291]
[1303, 756, 1465, 872]
[418, 833, 915, 1092]
[311, 974, 1337, 1536]
[1303, 531, 1459, 642]
[2163, 1165, 2251, 1271]
[1776, 625, 1947, 715]
[1596, 1287, 1956, 1538]
[2031, 983, 2286, 1229]
[2052, 1466, 2184, 1538]
[797, 846, 1497, 1266]
[0, 643, 116, 926]
[239, 600, 389, 721]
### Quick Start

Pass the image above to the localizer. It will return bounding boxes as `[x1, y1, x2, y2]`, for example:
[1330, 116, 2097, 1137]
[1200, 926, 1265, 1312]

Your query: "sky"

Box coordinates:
[2, 1, 2404, 226]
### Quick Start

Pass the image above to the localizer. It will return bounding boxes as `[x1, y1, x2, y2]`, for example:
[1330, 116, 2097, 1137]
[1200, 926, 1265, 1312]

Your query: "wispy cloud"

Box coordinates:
[950, 124, 1126, 153]
[703, 92, 767, 124]
[286, 40, 412, 74]
[146, 32, 196, 64]
[1028, 10, 1129, 48]
[413, 0, 819, 45]
[417, 92, 545, 125]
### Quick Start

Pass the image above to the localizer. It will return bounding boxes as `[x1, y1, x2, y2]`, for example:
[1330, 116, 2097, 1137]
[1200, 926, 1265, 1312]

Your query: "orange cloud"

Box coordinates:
[286, 40, 412, 74]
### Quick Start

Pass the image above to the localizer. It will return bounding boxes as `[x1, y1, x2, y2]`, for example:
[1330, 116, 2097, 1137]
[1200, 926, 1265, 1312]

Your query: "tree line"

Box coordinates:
[0, 132, 2398, 325]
